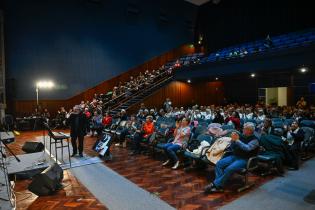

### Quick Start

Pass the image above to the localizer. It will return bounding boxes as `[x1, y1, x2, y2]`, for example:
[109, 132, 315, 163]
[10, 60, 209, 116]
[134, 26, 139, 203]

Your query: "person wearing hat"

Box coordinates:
[67, 105, 88, 157]
[130, 115, 155, 155]
[204, 122, 259, 194]
[208, 123, 227, 137]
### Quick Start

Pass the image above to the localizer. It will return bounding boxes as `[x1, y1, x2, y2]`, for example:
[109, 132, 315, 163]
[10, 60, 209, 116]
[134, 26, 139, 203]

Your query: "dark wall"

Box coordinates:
[4, 0, 197, 100]
[223, 70, 315, 106]
[197, 0, 315, 52]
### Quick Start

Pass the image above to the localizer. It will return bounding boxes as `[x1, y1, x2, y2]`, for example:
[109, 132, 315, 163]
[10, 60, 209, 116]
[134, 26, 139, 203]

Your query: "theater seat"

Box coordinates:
[236, 156, 259, 192]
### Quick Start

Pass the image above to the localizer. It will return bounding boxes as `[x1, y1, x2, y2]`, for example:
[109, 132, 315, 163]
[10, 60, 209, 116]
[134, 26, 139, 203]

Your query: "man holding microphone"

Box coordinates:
[67, 105, 88, 157]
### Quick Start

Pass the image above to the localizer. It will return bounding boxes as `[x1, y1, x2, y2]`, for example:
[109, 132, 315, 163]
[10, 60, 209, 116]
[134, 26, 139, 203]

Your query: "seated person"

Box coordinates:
[90, 110, 103, 137]
[283, 121, 305, 170]
[204, 122, 259, 194]
[258, 118, 275, 136]
[224, 111, 241, 130]
[130, 115, 155, 155]
[102, 112, 112, 129]
[117, 115, 140, 147]
[162, 117, 191, 169]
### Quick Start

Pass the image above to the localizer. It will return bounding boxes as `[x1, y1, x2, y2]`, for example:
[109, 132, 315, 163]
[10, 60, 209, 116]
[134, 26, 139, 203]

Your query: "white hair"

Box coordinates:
[243, 122, 255, 131]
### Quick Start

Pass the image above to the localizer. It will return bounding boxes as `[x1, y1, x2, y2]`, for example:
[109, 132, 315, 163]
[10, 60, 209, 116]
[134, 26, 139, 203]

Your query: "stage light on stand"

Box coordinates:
[299, 67, 308, 73]
[36, 80, 55, 106]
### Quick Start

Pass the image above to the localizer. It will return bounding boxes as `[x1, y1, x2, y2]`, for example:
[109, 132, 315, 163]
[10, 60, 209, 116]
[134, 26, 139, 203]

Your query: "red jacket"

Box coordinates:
[225, 116, 241, 130]
[85, 111, 91, 119]
[142, 121, 155, 138]
[102, 116, 112, 126]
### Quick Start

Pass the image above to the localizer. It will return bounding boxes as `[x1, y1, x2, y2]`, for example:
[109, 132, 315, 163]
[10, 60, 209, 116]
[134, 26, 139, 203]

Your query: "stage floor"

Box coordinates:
[7, 130, 275, 210]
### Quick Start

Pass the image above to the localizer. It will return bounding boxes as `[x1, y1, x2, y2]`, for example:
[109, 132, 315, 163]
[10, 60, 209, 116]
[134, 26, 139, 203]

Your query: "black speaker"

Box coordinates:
[28, 163, 63, 196]
[22, 142, 44, 153]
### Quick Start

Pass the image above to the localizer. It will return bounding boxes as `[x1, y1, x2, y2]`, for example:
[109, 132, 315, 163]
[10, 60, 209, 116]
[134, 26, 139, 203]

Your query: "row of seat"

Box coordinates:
[100, 116, 315, 191]
[201, 29, 315, 63]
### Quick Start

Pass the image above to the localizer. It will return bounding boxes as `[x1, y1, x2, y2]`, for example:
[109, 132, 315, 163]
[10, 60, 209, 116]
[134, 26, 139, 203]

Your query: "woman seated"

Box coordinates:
[162, 117, 191, 169]
[224, 111, 241, 130]
[130, 115, 155, 155]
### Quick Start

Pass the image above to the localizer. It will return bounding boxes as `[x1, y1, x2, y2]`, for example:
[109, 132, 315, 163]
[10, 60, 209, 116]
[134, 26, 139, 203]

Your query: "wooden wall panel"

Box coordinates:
[12, 44, 196, 116]
[128, 81, 225, 113]
[13, 100, 66, 117]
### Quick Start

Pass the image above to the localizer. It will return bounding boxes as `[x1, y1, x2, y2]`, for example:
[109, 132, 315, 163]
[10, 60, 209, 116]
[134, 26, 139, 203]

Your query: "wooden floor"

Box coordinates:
[9, 130, 107, 210]
[9, 130, 273, 210]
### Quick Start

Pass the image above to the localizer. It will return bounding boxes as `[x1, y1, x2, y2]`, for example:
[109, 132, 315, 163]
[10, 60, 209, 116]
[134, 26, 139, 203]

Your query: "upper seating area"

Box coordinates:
[164, 29, 315, 69]
[201, 28, 315, 63]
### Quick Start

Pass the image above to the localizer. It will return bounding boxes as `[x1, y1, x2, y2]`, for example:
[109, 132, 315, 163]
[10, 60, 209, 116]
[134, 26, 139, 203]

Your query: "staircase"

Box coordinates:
[108, 74, 173, 115]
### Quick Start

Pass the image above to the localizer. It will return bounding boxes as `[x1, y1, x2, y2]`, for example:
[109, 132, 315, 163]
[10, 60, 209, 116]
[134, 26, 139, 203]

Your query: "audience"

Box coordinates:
[204, 122, 259, 194]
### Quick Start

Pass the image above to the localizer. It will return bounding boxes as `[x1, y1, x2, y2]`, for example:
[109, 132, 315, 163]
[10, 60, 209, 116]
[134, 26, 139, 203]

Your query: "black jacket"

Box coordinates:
[67, 113, 88, 137]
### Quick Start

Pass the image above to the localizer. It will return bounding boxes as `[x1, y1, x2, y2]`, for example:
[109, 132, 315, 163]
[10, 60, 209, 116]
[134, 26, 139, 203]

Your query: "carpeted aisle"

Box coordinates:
[70, 163, 175, 210]
[219, 157, 315, 210]
[40, 135, 174, 210]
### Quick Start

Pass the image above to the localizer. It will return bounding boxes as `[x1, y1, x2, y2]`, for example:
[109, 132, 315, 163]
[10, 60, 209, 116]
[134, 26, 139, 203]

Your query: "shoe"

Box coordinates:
[287, 166, 298, 171]
[204, 183, 224, 194]
[172, 161, 180, 170]
[129, 151, 139, 156]
[162, 160, 170, 166]
[71, 153, 77, 157]
[79, 153, 83, 158]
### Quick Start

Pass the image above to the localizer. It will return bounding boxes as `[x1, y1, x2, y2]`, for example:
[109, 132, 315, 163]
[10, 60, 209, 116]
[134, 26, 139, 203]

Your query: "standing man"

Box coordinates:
[67, 105, 87, 157]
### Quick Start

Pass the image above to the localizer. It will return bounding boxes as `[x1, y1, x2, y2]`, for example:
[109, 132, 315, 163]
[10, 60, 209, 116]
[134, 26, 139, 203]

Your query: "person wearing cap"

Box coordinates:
[208, 123, 227, 137]
[67, 105, 88, 157]
[204, 122, 259, 194]
[130, 115, 155, 155]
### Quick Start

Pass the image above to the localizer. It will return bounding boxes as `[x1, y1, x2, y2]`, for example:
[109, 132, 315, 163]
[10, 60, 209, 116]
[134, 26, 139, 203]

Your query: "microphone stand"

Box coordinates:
[0, 140, 20, 162]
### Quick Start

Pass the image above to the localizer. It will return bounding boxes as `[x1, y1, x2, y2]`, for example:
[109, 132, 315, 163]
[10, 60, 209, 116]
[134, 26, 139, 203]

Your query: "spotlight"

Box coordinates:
[36, 80, 55, 88]
[187, 79, 191, 83]
[198, 40, 202, 45]
[215, 77, 219, 80]
[250, 73, 256, 78]
[299, 67, 308, 73]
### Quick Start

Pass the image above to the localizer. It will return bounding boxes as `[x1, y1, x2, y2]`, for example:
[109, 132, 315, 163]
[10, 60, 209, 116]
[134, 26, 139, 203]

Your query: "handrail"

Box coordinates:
[109, 73, 173, 112]
[102, 69, 170, 108]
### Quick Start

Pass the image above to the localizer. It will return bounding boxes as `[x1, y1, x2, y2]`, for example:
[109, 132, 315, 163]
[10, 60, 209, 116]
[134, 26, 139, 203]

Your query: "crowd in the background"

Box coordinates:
[41, 95, 315, 193]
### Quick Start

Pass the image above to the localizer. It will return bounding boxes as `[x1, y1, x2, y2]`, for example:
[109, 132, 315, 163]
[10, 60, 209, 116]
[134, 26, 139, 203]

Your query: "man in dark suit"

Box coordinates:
[285, 121, 305, 170]
[67, 105, 88, 157]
